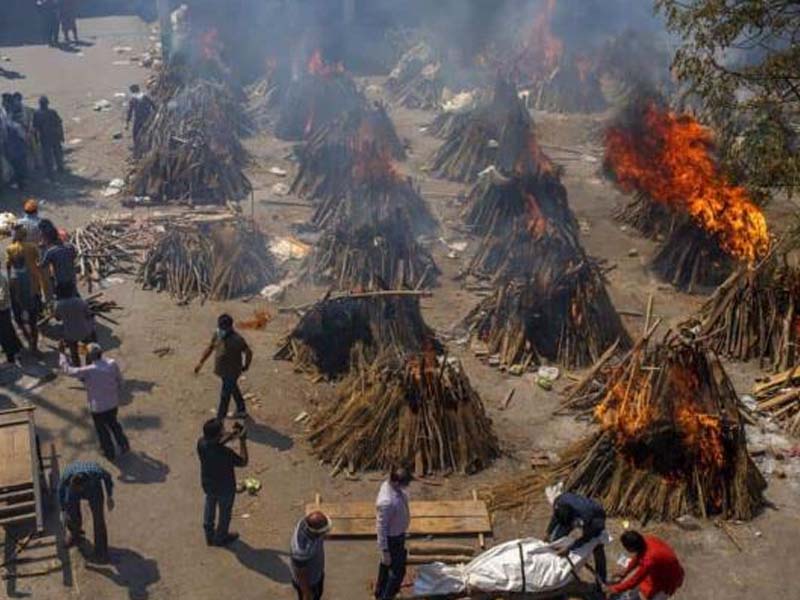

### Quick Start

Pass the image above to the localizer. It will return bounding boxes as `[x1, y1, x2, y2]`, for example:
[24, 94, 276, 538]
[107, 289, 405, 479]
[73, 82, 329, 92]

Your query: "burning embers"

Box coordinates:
[605, 99, 770, 291]
[274, 49, 365, 141]
[489, 335, 767, 521]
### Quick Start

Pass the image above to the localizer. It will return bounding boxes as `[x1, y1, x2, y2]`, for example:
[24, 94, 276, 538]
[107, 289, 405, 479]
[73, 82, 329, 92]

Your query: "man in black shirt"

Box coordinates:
[125, 85, 156, 158]
[197, 418, 248, 546]
[33, 96, 64, 178]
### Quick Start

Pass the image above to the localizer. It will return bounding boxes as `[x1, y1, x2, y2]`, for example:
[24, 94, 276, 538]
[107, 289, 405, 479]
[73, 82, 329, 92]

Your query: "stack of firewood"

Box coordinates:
[245, 61, 291, 132]
[274, 292, 440, 379]
[385, 42, 444, 110]
[308, 347, 498, 475]
[127, 78, 252, 204]
[71, 219, 145, 292]
[138, 216, 279, 304]
[521, 53, 607, 114]
[487, 334, 767, 522]
[612, 192, 677, 240]
[753, 367, 800, 436]
[291, 103, 406, 213]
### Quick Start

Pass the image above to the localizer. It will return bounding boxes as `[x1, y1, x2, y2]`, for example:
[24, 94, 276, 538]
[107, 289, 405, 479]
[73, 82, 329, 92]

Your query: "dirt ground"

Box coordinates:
[1, 15, 800, 600]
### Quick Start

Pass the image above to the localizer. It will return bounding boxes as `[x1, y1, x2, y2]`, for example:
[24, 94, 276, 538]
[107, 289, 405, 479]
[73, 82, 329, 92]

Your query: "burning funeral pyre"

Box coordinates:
[460, 117, 630, 369]
[245, 58, 292, 132]
[291, 103, 406, 212]
[275, 292, 498, 475]
[308, 347, 499, 475]
[385, 41, 444, 110]
[428, 77, 529, 183]
[301, 135, 439, 290]
[274, 50, 366, 141]
[138, 214, 279, 304]
[692, 229, 800, 372]
[127, 78, 252, 204]
[604, 97, 770, 292]
[489, 334, 766, 522]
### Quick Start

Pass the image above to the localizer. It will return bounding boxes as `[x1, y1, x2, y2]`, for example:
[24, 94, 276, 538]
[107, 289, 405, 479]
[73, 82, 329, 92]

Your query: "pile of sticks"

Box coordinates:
[521, 54, 607, 114]
[428, 78, 528, 183]
[275, 68, 366, 141]
[488, 335, 766, 522]
[86, 293, 123, 326]
[138, 217, 278, 303]
[127, 79, 252, 204]
[463, 261, 630, 369]
[71, 219, 144, 292]
[694, 242, 800, 370]
[752, 367, 800, 436]
[307, 347, 499, 475]
[274, 291, 440, 379]
[651, 221, 735, 293]
[245, 62, 291, 132]
[385, 42, 443, 110]
[291, 103, 406, 209]
[612, 192, 677, 240]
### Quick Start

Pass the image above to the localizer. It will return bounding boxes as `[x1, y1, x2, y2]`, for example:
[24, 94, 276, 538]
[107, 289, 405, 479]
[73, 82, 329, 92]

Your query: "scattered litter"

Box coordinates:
[487, 139, 499, 149]
[271, 182, 290, 196]
[67, 138, 82, 146]
[102, 178, 125, 197]
[241, 513, 251, 519]
[0, 56, 10, 62]
[578, 219, 591, 233]
[676, 515, 702, 531]
[99, 277, 125, 288]
[582, 154, 599, 163]
[535, 376, 553, 391]
[537, 366, 560, 382]
[112, 60, 132, 66]
[243, 478, 262, 495]
[113, 46, 133, 54]
[446, 251, 459, 259]
[269, 237, 311, 262]
[152, 346, 172, 358]
[627, 248, 639, 257]
[93, 99, 112, 111]
[508, 364, 525, 376]
[294, 411, 309, 423]
[259, 275, 298, 302]
[112, 132, 123, 140]
[72, 116, 81, 123]
[740, 394, 757, 411]
[114, 92, 127, 98]
[268, 166, 288, 177]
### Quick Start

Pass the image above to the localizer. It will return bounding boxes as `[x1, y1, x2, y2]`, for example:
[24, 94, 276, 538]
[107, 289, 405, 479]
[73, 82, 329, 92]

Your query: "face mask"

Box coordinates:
[217, 327, 230, 339]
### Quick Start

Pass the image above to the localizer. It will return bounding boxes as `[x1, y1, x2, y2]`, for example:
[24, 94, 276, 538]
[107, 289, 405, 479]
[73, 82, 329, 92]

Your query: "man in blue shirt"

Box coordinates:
[546, 492, 608, 583]
[59, 461, 114, 563]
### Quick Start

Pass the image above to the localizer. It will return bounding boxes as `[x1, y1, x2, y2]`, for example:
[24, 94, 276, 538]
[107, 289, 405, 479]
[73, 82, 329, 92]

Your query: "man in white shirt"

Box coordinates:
[374, 467, 412, 600]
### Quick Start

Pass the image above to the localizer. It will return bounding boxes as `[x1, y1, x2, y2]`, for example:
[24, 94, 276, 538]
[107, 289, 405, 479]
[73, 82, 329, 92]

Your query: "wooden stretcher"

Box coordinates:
[0, 407, 45, 532]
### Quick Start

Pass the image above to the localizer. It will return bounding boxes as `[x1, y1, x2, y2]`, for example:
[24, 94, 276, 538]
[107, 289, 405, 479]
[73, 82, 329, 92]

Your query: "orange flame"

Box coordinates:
[521, 0, 563, 79]
[604, 101, 769, 263]
[350, 118, 400, 184]
[525, 192, 548, 237]
[199, 28, 221, 61]
[515, 130, 556, 177]
[307, 49, 344, 77]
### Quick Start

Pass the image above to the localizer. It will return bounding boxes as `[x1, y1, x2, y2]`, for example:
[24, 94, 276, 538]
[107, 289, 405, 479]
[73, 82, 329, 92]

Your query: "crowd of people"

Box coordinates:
[0, 92, 65, 192]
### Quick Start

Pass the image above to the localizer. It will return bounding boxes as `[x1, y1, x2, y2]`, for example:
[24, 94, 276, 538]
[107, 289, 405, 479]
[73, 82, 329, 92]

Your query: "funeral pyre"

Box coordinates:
[752, 366, 800, 437]
[127, 78, 252, 204]
[291, 103, 406, 212]
[428, 77, 529, 183]
[385, 42, 444, 110]
[488, 334, 767, 522]
[604, 97, 770, 292]
[139, 215, 279, 303]
[245, 58, 291, 132]
[460, 119, 630, 369]
[274, 50, 366, 141]
[301, 138, 439, 291]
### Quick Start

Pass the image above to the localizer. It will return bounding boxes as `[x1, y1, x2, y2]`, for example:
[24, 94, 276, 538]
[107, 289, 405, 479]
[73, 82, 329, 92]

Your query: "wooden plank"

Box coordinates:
[0, 511, 37, 526]
[0, 422, 33, 488]
[28, 411, 44, 532]
[304, 500, 489, 519]
[326, 516, 491, 537]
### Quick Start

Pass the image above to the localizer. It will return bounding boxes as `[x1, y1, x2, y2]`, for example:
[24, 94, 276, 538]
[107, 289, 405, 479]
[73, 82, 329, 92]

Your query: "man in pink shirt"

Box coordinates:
[60, 341, 130, 460]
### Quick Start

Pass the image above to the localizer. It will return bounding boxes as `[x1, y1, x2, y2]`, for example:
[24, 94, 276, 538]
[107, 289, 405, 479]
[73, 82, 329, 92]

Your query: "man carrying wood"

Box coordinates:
[290, 511, 332, 600]
[375, 467, 412, 600]
[54, 282, 95, 366]
[197, 418, 248, 546]
[59, 461, 114, 564]
[195, 314, 253, 420]
[604, 530, 684, 599]
[546, 492, 608, 583]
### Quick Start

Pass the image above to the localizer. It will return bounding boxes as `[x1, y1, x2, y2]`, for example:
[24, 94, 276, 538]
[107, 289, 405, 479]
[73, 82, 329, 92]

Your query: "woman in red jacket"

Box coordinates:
[606, 530, 685, 599]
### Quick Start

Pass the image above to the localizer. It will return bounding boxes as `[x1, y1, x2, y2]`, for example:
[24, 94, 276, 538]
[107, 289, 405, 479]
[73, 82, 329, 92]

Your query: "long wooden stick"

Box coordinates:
[278, 290, 433, 313]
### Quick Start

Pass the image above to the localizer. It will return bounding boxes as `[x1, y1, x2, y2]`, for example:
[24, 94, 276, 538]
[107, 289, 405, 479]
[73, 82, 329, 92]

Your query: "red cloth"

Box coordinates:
[609, 535, 685, 598]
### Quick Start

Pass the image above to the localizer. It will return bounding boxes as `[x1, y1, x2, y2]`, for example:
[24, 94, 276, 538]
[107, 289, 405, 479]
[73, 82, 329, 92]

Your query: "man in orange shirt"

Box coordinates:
[6, 225, 48, 355]
[606, 531, 684, 599]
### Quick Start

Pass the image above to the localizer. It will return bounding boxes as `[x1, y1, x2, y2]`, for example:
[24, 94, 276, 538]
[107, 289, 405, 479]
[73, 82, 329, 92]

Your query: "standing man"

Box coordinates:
[33, 96, 65, 178]
[194, 314, 252, 420]
[545, 492, 608, 583]
[60, 0, 79, 43]
[6, 226, 46, 356]
[4, 117, 28, 190]
[290, 511, 331, 600]
[17, 199, 43, 248]
[36, 0, 61, 46]
[374, 467, 412, 600]
[125, 85, 156, 158]
[606, 531, 685, 600]
[0, 270, 22, 365]
[54, 282, 94, 365]
[59, 461, 114, 563]
[59, 341, 129, 461]
[197, 418, 248, 546]
[40, 223, 77, 293]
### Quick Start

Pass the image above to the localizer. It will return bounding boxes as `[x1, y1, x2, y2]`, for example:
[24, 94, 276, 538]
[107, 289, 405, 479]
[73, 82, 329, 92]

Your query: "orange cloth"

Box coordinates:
[6, 241, 49, 297]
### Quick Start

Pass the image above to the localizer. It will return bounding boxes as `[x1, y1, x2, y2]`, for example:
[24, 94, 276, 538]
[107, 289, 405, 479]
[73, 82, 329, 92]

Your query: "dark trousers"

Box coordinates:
[203, 492, 234, 543]
[0, 309, 22, 361]
[66, 493, 108, 558]
[217, 376, 246, 419]
[41, 141, 64, 176]
[91, 407, 129, 460]
[375, 535, 407, 600]
[292, 576, 324, 600]
[8, 155, 27, 189]
[592, 544, 607, 583]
